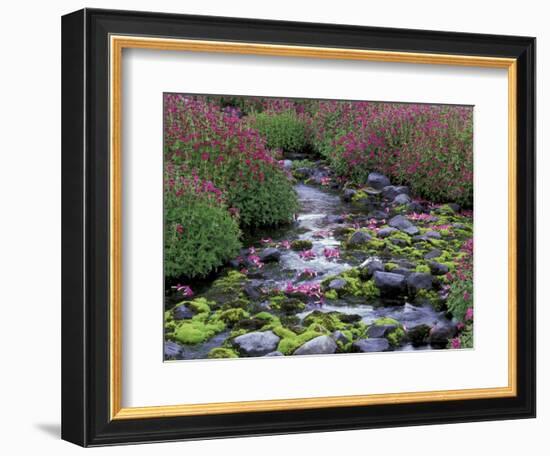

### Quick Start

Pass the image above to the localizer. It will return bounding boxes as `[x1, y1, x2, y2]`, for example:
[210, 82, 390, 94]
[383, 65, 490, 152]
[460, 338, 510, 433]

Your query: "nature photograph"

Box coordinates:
[163, 94, 474, 361]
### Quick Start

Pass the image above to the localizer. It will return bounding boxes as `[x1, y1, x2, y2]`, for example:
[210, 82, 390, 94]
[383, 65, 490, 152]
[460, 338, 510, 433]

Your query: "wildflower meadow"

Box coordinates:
[164, 94, 474, 360]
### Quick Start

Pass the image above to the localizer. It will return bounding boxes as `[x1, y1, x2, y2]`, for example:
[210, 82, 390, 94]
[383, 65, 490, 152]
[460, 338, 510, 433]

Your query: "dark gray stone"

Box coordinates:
[293, 335, 337, 356]
[407, 202, 425, 213]
[367, 324, 397, 338]
[352, 338, 391, 353]
[429, 322, 458, 349]
[393, 193, 411, 205]
[367, 210, 388, 220]
[407, 273, 433, 295]
[425, 230, 442, 239]
[328, 278, 347, 291]
[382, 185, 409, 200]
[377, 227, 398, 238]
[359, 259, 384, 279]
[367, 172, 391, 190]
[347, 230, 372, 247]
[258, 247, 281, 263]
[373, 271, 406, 297]
[388, 215, 419, 235]
[243, 282, 262, 300]
[429, 261, 449, 276]
[325, 214, 345, 224]
[424, 249, 442, 260]
[406, 324, 431, 347]
[342, 188, 356, 202]
[264, 351, 284, 357]
[172, 304, 195, 320]
[164, 341, 183, 359]
[234, 331, 281, 357]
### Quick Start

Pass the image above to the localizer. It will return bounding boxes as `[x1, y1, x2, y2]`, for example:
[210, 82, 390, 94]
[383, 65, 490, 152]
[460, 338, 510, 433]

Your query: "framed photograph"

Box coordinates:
[61, 8, 536, 447]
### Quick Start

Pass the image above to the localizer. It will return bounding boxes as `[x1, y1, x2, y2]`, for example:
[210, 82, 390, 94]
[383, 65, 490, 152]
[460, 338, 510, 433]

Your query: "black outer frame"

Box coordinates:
[61, 8, 536, 447]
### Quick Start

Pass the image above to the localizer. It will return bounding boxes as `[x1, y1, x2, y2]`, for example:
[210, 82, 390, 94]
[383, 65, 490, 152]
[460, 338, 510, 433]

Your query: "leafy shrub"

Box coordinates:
[310, 101, 473, 206]
[446, 238, 474, 321]
[251, 111, 308, 153]
[164, 169, 241, 279]
[164, 95, 298, 227]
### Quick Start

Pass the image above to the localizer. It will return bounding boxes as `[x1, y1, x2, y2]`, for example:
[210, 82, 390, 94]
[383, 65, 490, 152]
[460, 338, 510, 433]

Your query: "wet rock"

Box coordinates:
[233, 331, 281, 357]
[448, 203, 461, 212]
[367, 172, 391, 190]
[429, 261, 449, 276]
[367, 210, 388, 220]
[352, 338, 391, 353]
[407, 273, 433, 295]
[172, 303, 195, 320]
[367, 324, 397, 338]
[264, 351, 284, 357]
[342, 188, 357, 202]
[339, 314, 362, 324]
[424, 249, 442, 260]
[293, 335, 337, 356]
[392, 193, 411, 205]
[359, 259, 384, 279]
[407, 202, 425, 213]
[452, 222, 466, 229]
[378, 226, 398, 238]
[282, 159, 293, 170]
[406, 324, 431, 347]
[328, 278, 347, 291]
[429, 322, 458, 349]
[426, 230, 441, 239]
[382, 185, 409, 200]
[392, 267, 413, 277]
[364, 187, 382, 196]
[259, 248, 281, 263]
[325, 214, 345, 224]
[164, 341, 183, 359]
[295, 167, 313, 178]
[388, 215, 419, 235]
[333, 330, 350, 345]
[373, 271, 407, 297]
[390, 237, 408, 247]
[243, 282, 263, 300]
[347, 230, 372, 247]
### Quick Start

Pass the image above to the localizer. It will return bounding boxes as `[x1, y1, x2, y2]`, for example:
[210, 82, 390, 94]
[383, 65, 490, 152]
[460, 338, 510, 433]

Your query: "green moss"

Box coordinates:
[291, 239, 313, 251]
[415, 289, 444, 310]
[366, 239, 386, 250]
[274, 327, 324, 355]
[270, 296, 306, 313]
[387, 327, 406, 347]
[208, 347, 238, 359]
[415, 264, 431, 273]
[303, 311, 346, 332]
[187, 297, 211, 315]
[388, 230, 412, 245]
[385, 262, 399, 271]
[351, 190, 369, 202]
[173, 318, 226, 345]
[324, 289, 338, 300]
[373, 317, 400, 326]
[213, 308, 250, 325]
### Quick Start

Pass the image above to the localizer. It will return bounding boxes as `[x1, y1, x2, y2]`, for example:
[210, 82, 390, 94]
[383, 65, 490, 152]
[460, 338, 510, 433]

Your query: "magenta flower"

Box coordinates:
[280, 240, 291, 249]
[300, 268, 317, 278]
[463, 291, 470, 301]
[261, 238, 272, 244]
[299, 250, 316, 260]
[171, 284, 193, 297]
[457, 322, 465, 331]
[323, 248, 340, 260]
[248, 254, 264, 269]
[465, 307, 474, 321]
[451, 338, 461, 349]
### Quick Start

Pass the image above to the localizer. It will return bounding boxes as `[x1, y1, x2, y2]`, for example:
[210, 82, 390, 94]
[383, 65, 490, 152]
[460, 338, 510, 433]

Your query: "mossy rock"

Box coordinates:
[372, 317, 406, 347]
[173, 318, 226, 345]
[291, 239, 313, 251]
[273, 326, 325, 355]
[213, 308, 250, 326]
[208, 347, 239, 359]
[270, 295, 306, 314]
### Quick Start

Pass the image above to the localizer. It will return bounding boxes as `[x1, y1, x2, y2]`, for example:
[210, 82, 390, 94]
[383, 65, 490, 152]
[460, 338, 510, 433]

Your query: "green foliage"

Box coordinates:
[447, 272, 473, 321]
[164, 174, 241, 279]
[251, 111, 308, 153]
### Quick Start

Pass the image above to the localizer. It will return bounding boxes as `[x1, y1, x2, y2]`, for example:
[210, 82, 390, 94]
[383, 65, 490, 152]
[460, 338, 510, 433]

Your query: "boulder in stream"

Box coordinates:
[367, 172, 391, 190]
[293, 335, 337, 356]
[373, 271, 407, 297]
[233, 331, 281, 357]
[352, 338, 391, 353]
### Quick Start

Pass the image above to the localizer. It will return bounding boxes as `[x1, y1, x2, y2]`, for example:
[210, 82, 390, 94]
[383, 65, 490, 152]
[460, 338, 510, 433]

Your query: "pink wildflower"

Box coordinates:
[465, 307, 474, 321]
[171, 284, 193, 297]
[451, 338, 461, 349]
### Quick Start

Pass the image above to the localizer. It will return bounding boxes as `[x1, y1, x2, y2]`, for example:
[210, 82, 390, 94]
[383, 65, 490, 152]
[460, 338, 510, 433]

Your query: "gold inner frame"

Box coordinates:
[109, 35, 518, 420]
